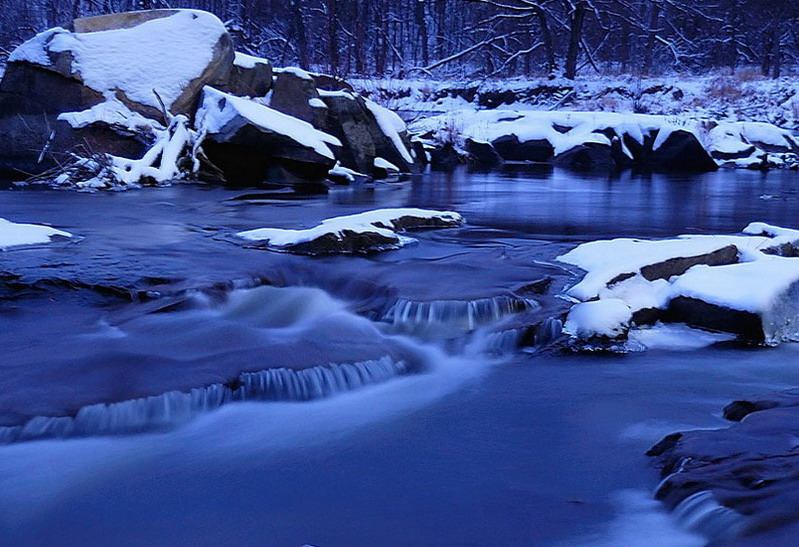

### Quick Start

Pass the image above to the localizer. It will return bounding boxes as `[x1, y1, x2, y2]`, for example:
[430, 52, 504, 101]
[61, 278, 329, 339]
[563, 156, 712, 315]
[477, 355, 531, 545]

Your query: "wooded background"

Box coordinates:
[1, 0, 797, 79]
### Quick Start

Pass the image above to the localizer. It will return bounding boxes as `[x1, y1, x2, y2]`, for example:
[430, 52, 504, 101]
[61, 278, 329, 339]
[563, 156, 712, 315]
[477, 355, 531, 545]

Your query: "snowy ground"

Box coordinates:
[352, 73, 799, 130]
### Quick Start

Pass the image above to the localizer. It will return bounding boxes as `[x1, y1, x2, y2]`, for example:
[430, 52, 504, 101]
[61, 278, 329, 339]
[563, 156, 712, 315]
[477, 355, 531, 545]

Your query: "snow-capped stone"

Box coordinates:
[9, 10, 233, 116]
[195, 87, 341, 186]
[237, 208, 463, 255]
[0, 218, 72, 249]
[564, 299, 632, 339]
[560, 222, 799, 345]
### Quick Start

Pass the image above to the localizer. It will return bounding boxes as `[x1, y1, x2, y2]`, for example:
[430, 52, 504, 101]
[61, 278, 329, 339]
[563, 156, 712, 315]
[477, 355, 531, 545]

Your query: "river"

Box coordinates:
[1, 166, 798, 546]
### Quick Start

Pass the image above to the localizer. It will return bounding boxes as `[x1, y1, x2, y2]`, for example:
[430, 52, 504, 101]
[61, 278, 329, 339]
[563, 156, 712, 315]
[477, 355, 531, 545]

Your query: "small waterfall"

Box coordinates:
[672, 491, 745, 543]
[381, 295, 538, 337]
[0, 357, 408, 444]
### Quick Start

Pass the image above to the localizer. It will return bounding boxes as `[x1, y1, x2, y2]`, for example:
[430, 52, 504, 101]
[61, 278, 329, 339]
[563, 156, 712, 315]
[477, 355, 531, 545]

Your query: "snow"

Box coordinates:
[10, 10, 227, 111]
[234, 52, 270, 70]
[196, 87, 341, 159]
[564, 299, 632, 339]
[364, 98, 414, 164]
[274, 67, 313, 81]
[374, 157, 400, 172]
[559, 222, 799, 345]
[57, 98, 161, 132]
[328, 163, 365, 182]
[411, 109, 699, 159]
[0, 218, 72, 249]
[308, 98, 327, 109]
[8, 28, 62, 66]
[237, 208, 463, 250]
[557, 234, 769, 301]
[669, 257, 799, 314]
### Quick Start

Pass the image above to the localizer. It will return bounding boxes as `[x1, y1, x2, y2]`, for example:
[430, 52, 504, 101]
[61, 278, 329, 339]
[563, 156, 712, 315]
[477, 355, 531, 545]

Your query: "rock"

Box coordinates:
[237, 208, 463, 255]
[320, 91, 417, 174]
[553, 142, 616, 170]
[310, 73, 355, 93]
[0, 9, 233, 175]
[465, 138, 503, 167]
[268, 67, 326, 128]
[222, 52, 273, 98]
[648, 395, 799, 543]
[491, 135, 554, 162]
[639, 244, 739, 281]
[645, 129, 718, 172]
[667, 257, 799, 344]
[428, 143, 463, 167]
[195, 87, 340, 188]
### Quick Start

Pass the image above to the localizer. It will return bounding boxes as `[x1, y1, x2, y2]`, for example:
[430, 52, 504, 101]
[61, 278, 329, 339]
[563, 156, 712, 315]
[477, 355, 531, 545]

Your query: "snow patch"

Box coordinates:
[0, 218, 72, 249]
[564, 299, 632, 339]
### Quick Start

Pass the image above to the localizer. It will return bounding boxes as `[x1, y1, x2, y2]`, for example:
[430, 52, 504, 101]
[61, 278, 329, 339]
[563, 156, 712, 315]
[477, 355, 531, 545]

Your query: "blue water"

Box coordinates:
[2, 167, 799, 546]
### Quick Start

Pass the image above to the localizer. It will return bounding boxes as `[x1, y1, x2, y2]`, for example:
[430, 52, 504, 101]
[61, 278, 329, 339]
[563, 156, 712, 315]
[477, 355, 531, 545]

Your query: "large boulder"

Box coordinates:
[195, 87, 340, 188]
[222, 52, 273, 98]
[0, 9, 234, 175]
[268, 68, 327, 128]
[320, 91, 418, 175]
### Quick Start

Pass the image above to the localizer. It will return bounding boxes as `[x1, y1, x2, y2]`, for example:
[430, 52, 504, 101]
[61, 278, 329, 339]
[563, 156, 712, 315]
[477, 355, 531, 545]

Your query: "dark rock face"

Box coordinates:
[321, 92, 416, 174]
[640, 245, 739, 282]
[223, 57, 273, 98]
[255, 229, 403, 255]
[465, 139, 503, 167]
[666, 296, 765, 342]
[648, 394, 799, 542]
[553, 143, 616, 171]
[269, 70, 326, 127]
[491, 135, 554, 162]
[644, 129, 718, 172]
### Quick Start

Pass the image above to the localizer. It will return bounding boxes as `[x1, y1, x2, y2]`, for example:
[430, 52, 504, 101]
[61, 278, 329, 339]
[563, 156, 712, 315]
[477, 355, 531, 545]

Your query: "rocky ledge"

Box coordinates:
[648, 392, 799, 543]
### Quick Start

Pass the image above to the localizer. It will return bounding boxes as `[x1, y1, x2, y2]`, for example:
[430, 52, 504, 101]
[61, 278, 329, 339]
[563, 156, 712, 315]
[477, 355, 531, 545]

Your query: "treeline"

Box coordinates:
[1, 0, 798, 79]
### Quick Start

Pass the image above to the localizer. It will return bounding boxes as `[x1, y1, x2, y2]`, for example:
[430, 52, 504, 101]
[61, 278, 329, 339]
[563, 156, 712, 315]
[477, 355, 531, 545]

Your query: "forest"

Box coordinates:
[1, 0, 798, 80]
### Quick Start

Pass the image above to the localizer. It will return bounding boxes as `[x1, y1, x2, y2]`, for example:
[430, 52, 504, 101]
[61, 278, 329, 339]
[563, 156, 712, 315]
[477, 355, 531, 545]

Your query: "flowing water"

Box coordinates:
[2, 166, 799, 546]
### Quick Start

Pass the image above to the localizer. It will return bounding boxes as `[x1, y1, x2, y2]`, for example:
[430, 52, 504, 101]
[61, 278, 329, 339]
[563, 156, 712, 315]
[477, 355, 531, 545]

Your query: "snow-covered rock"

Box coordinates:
[0, 218, 72, 249]
[237, 208, 463, 255]
[412, 109, 718, 172]
[320, 90, 418, 176]
[195, 87, 341, 186]
[564, 299, 632, 339]
[0, 9, 234, 176]
[223, 52, 273, 98]
[8, 10, 232, 116]
[559, 223, 799, 345]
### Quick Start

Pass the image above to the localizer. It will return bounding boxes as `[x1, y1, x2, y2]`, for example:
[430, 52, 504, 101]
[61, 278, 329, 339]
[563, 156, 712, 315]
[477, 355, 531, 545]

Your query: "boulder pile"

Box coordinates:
[0, 9, 421, 190]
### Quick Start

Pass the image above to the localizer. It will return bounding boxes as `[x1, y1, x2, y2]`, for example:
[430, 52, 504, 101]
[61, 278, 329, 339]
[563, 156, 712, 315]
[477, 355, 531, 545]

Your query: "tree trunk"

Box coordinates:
[415, 0, 429, 67]
[536, 8, 557, 75]
[642, 0, 661, 75]
[327, 0, 339, 75]
[564, 1, 586, 79]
